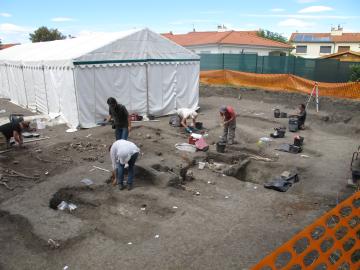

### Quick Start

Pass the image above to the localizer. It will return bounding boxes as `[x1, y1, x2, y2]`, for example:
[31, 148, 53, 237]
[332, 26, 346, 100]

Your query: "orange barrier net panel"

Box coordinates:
[200, 70, 360, 100]
[252, 191, 360, 270]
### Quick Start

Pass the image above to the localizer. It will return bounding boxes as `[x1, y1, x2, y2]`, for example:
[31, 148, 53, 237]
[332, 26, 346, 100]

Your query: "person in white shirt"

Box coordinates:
[110, 140, 140, 190]
[177, 108, 198, 132]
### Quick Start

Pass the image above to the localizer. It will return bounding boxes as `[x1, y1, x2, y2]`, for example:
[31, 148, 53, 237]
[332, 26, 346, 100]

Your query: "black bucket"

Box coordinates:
[9, 114, 24, 123]
[216, 142, 226, 153]
[352, 170, 360, 183]
[288, 116, 299, 132]
[274, 109, 280, 118]
[195, 122, 203, 130]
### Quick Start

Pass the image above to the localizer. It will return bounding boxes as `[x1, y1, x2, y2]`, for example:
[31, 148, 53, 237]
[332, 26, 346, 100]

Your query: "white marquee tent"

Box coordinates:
[0, 28, 200, 128]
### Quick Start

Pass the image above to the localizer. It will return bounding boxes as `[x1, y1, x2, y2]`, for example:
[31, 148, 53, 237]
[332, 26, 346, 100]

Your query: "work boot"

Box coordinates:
[127, 184, 133, 191]
[119, 184, 126, 190]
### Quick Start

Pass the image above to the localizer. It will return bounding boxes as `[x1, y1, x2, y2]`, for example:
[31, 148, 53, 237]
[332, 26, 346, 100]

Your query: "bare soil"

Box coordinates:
[0, 85, 359, 270]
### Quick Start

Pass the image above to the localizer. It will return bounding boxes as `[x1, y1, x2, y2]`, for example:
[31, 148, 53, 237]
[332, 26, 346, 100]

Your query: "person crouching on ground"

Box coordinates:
[110, 140, 140, 191]
[219, 105, 237, 145]
[177, 108, 198, 133]
[0, 120, 29, 150]
[297, 104, 307, 130]
[106, 97, 131, 140]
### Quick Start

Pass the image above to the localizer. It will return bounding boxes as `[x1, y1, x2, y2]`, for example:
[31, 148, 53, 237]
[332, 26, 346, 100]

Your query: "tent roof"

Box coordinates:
[0, 28, 199, 66]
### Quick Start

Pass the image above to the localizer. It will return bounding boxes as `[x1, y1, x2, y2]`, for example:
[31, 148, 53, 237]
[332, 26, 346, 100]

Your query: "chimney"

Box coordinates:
[331, 24, 343, 36]
[169, 31, 173, 35]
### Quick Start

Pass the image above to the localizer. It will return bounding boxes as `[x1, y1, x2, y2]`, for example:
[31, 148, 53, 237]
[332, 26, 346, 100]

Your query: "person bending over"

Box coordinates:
[0, 120, 29, 150]
[297, 104, 307, 130]
[219, 105, 237, 145]
[177, 108, 198, 133]
[110, 140, 140, 191]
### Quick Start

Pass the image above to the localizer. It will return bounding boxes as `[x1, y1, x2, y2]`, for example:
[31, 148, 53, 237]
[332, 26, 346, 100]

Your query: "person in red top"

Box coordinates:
[219, 105, 236, 144]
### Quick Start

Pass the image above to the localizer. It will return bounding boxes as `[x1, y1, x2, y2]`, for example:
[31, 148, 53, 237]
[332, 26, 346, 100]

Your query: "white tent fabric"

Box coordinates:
[0, 28, 200, 128]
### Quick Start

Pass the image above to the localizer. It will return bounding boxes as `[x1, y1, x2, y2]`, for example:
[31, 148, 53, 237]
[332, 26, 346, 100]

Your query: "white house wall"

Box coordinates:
[291, 42, 360, 58]
[186, 44, 290, 56]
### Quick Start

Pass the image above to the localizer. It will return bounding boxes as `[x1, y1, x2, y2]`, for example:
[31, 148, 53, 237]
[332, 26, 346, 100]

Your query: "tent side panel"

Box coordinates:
[75, 67, 96, 128]
[8, 66, 27, 106]
[175, 63, 199, 110]
[93, 65, 147, 123]
[44, 68, 79, 128]
[0, 65, 10, 98]
[148, 64, 176, 115]
[32, 68, 48, 113]
[23, 68, 36, 110]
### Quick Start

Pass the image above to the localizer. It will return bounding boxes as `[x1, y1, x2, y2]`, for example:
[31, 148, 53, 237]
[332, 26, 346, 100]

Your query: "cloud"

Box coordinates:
[0, 12, 12, 17]
[298, 6, 333, 13]
[240, 13, 357, 20]
[270, 8, 285, 12]
[51, 17, 75, 22]
[0, 23, 32, 33]
[297, 0, 318, 3]
[278, 18, 314, 28]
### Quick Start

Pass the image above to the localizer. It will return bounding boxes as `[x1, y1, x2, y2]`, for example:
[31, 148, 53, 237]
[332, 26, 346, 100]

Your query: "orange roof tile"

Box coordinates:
[0, 43, 20, 50]
[290, 32, 360, 43]
[162, 31, 292, 49]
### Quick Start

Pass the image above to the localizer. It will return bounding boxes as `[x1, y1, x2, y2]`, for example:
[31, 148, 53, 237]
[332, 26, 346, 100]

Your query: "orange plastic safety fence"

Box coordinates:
[252, 191, 360, 270]
[200, 70, 360, 100]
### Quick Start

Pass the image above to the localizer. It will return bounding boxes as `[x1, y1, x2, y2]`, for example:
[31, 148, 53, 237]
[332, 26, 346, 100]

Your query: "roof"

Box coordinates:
[320, 50, 360, 59]
[162, 31, 293, 49]
[0, 43, 20, 50]
[0, 28, 199, 67]
[290, 32, 360, 43]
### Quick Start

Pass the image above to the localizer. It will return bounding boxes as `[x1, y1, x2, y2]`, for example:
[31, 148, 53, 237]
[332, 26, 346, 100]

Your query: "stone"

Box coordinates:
[146, 134, 151, 139]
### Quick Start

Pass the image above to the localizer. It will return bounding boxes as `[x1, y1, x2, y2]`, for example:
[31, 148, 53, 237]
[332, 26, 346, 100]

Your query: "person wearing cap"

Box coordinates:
[0, 120, 29, 150]
[176, 108, 198, 133]
[219, 105, 237, 145]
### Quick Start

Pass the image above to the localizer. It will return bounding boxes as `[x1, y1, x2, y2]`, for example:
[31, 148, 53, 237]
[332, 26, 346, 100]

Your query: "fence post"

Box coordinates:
[293, 57, 296, 75]
[255, 54, 258, 73]
[222, 53, 225, 70]
[261, 56, 264, 74]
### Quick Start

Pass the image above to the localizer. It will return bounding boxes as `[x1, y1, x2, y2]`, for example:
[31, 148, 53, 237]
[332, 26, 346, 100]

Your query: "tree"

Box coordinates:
[29, 26, 66, 43]
[257, 29, 288, 44]
[349, 64, 360, 82]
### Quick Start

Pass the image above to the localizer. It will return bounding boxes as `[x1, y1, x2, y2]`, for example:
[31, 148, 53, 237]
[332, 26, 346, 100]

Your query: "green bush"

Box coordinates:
[349, 64, 360, 82]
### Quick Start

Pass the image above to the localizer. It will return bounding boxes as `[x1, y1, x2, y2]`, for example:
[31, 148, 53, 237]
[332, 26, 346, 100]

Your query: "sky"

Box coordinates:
[1, 0, 360, 43]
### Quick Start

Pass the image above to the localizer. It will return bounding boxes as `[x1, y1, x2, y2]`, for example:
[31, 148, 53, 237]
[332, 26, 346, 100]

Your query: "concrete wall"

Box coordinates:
[185, 44, 290, 56]
[291, 42, 360, 58]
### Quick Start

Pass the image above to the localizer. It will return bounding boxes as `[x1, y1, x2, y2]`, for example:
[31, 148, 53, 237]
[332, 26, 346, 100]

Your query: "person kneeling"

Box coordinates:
[177, 108, 198, 133]
[110, 140, 140, 191]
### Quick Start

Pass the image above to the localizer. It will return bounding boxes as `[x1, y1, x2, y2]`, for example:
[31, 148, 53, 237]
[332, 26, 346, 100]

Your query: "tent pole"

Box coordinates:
[21, 65, 29, 108]
[42, 65, 50, 114]
[145, 62, 150, 116]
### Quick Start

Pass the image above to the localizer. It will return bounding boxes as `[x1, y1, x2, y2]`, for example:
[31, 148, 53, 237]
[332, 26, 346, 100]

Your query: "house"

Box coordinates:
[162, 28, 293, 56]
[0, 43, 20, 50]
[290, 26, 360, 58]
[320, 50, 360, 62]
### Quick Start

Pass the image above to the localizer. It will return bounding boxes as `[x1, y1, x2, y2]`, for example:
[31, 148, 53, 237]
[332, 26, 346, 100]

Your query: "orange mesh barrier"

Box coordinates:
[200, 70, 360, 100]
[252, 191, 360, 270]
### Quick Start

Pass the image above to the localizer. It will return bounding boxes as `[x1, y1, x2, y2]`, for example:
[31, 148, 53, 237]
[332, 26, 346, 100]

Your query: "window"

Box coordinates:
[296, 45, 307, 53]
[320, 46, 331, 54]
[338, 46, 350, 53]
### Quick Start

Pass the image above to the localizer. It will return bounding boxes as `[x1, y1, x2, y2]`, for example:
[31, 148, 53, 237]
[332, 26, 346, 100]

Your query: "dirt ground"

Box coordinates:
[0, 85, 359, 270]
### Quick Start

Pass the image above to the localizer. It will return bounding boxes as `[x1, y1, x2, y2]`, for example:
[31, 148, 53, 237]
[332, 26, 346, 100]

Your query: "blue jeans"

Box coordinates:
[115, 127, 128, 140]
[116, 152, 139, 186]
